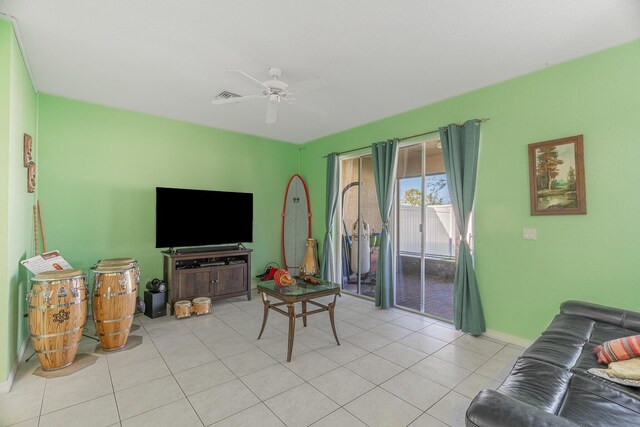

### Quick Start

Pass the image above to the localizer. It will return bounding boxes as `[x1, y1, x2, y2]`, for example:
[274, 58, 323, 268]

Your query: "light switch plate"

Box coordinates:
[523, 228, 537, 240]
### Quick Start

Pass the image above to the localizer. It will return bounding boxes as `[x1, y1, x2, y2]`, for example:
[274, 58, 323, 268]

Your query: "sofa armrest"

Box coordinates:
[560, 300, 640, 332]
[466, 390, 580, 427]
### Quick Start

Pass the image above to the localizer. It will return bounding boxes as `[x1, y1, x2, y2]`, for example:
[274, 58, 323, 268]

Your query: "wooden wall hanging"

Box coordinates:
[27, 161, 36, 193]
[24, 134, 32, 167]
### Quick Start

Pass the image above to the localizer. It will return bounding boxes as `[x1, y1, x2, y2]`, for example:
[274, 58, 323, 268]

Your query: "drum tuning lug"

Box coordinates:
[43, 290, 53, 304]
[26, 290, 32, 303]
[71, 287, 79, 298]
[118, 278, 126, 289]
[57, 287, 68, 298]
[95, 280, 101, 290]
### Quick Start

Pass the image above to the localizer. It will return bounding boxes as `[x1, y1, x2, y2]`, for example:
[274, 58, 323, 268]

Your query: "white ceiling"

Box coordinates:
[1, 1, 639, 143]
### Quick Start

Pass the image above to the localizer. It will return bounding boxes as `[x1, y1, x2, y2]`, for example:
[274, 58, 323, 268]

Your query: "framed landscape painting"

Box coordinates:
[528, 135, 586, 215]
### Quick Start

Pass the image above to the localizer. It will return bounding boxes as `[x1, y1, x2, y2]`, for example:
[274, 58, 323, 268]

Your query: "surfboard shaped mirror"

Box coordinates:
[282, 174, 311, 274]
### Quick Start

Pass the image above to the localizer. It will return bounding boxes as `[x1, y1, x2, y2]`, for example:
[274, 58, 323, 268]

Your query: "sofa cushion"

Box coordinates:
[466, 390, 580, 427]
[557, 375, 640, 426]
[541, 314, 594, 341]
[561, 300, 640, 332]
[578, 368, 640, 401]
[590, 324, 640, 346]
[594, 335, 640, 363]
[521, 335, 584, 369]
[497, 358, 572, 413]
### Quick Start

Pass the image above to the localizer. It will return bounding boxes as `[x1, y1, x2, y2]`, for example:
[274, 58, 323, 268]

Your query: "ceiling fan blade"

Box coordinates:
[287, 77, 327, 95]
[211, 94, 265, 105]
[229, 70, 269, 90]
[265, 102, 278, 124]
[289, 99, 327, 117]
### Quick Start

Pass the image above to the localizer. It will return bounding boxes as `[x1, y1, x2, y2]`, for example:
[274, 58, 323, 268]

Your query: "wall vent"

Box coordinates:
[216, 91, 241, 100]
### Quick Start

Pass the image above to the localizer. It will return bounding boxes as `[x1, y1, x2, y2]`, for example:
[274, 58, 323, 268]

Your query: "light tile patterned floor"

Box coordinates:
[0, 291, 523, 427]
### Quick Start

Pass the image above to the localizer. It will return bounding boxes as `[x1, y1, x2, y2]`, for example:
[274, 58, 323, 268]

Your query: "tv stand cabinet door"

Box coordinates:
[175, 268, 214, 300]
[214, 264, 247, 296]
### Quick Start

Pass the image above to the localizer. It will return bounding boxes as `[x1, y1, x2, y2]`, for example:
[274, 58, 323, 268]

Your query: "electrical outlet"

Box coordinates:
[523, 228, 537, 240]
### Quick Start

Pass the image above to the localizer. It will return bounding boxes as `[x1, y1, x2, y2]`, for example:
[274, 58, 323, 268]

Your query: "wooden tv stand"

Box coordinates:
[163, 248, 252, 314]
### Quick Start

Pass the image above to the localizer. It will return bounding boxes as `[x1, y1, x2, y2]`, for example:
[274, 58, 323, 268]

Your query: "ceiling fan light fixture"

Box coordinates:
[215, 67, 328, 124]
[265, 101, 278, 124]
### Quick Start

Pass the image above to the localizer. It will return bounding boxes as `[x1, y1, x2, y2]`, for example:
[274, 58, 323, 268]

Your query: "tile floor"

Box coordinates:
[0, 291, 524, 427]
[343, 251, 457, 320]
[343, 276, 454, 321]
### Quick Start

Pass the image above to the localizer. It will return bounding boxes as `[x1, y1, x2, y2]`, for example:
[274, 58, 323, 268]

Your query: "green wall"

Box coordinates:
[0, 20, 38, 384]
[37, 95, 298, 292]
[300, 39, 640, 340]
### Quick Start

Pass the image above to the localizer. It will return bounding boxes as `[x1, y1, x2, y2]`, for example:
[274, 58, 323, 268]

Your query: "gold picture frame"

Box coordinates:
[528, 135, 586, 215]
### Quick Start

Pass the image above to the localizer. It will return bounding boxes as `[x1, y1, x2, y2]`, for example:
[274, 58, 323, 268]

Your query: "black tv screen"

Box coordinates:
[155, 187, 253, 248]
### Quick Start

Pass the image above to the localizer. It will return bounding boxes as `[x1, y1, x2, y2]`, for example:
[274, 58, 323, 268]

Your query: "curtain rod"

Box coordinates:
[322, 118, 489, 158]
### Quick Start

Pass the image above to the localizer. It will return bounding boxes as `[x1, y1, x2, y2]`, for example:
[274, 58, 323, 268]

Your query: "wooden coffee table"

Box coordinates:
[257, 278, 341, 362]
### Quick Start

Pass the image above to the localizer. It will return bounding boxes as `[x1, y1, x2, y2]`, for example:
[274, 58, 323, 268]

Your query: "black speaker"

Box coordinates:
[144, 291, 166, 318]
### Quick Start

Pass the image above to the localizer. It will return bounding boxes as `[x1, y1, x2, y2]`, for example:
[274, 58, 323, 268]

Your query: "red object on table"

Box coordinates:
[273, 269, 293, 287]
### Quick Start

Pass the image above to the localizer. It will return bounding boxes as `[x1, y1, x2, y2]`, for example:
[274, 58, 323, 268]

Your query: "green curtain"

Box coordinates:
[372, 139, 398, 309]
[439, 120, 486, 335]
[321, 153, 339, 282]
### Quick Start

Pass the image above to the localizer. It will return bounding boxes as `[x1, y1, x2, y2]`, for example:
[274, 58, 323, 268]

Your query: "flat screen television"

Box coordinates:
[155, 187, 253, 249]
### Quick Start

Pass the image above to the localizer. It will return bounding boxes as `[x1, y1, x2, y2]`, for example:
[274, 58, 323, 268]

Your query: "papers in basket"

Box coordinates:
[20, 250, 73, 274]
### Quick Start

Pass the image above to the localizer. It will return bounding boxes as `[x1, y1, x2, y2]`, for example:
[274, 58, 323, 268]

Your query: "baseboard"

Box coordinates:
[0, 335, 29, 394]
[483, 328, 532, 349]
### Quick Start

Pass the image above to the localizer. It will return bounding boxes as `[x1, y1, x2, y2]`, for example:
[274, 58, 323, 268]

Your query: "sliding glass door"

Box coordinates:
[395, 140, 457, 320]
[339, 155, 382, 297]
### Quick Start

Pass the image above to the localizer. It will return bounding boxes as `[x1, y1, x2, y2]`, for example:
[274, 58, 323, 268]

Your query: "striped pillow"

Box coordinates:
[594, 335, 640, 364]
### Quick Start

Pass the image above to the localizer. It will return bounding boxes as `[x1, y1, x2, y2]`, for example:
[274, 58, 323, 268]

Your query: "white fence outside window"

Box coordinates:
[398, 205, 458, 257]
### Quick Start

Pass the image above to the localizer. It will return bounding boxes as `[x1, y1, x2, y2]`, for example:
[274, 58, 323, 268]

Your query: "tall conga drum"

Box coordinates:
[28, 269, 87, 371]
[92, 262, 137, 351]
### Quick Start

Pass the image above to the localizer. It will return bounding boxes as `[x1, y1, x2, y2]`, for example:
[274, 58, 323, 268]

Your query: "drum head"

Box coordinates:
[193, 297, 211, 304]
[175, 300, 191, 306]
[99, 258, 138, 265]
[94, 263, 136, 274]
[33, 269, 84, 281]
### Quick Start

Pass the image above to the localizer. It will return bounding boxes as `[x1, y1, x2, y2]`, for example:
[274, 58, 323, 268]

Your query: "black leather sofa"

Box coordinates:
[466, 301, 640, 426]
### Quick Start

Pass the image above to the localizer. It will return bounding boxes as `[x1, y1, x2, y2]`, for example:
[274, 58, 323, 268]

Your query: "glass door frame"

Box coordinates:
[336, 137, 461, 309]
[392, 137, 440, 311]
[336, 149, 374, 299]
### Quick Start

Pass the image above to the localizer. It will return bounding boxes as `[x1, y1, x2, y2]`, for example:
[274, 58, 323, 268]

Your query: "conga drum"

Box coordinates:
[92, 263, 137, 351]
[94, 258, 140, 286]
[192, 297, 212, 316]
[174, 301, 192, 319]
[28, 269, 87, 371]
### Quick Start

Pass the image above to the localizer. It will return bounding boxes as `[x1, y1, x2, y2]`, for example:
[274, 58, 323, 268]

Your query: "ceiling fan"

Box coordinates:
[212, 67, 327, 124]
